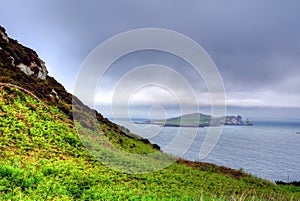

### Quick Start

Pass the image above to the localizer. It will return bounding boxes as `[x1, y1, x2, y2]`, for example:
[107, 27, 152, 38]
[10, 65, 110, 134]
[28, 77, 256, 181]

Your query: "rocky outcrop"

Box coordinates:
[16, 60, 47, 80]
[0, 25, 48, 80]
[0, 26, 9, 43]
[224, 115, 253, 126]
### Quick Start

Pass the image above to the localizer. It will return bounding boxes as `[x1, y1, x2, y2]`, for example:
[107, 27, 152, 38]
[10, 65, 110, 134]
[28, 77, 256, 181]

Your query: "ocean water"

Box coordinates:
[117, 120, 300, 182]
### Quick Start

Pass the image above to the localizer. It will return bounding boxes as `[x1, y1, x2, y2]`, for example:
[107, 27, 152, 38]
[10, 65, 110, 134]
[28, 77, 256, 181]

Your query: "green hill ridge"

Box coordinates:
[0, 25, 299, 200]
[149, 113, 253, 127]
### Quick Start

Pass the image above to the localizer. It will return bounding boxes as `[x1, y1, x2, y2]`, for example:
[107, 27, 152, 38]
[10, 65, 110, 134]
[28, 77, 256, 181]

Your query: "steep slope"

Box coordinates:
[0, 25, 156, 151]
[0, 25, 299, 200]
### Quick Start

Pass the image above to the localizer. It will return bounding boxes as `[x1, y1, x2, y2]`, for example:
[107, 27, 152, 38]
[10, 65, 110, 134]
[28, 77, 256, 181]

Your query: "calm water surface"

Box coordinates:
[117, 120, 300, 182]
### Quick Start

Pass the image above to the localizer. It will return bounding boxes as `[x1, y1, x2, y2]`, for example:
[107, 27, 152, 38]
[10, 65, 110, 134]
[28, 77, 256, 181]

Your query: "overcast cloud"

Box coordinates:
[1, 0, 300, 119]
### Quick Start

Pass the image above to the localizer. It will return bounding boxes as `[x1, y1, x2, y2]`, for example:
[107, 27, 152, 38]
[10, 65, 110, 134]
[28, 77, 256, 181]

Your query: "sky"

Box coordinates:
[1, 0, 300, 120]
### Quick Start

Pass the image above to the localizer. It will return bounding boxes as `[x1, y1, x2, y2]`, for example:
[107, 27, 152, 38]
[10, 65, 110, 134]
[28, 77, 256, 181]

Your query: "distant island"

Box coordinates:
[138, 113, 253, 127]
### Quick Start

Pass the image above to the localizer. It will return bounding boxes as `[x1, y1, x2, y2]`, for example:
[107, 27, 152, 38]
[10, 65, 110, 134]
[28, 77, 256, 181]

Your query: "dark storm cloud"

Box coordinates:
[0, 0, 300, 113]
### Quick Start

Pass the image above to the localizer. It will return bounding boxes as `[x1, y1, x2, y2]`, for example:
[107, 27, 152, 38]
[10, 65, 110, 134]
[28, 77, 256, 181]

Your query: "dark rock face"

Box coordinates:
[0, 26, 9, 43]
[224, 115, 253, 126]
[237, 115, 243, 123]
[0, 25, 47, 80]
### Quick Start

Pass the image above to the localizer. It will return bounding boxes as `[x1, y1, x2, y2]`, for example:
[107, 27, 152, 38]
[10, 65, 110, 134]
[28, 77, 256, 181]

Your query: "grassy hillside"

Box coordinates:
[1, 25, 300, 200]
[160, 113, 212, 126]
[1, 79, 300, 200]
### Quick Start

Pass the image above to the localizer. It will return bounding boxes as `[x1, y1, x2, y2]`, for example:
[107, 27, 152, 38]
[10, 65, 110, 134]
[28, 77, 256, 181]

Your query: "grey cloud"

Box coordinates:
[1, 0, 300, 118]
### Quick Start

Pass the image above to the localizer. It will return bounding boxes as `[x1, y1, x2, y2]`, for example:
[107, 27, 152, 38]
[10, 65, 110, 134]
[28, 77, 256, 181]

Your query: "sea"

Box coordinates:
[115, 119, 300, 182]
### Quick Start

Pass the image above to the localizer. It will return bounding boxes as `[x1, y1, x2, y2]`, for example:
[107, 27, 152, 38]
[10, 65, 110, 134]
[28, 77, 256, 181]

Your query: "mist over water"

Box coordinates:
[117, 120, 300, 182]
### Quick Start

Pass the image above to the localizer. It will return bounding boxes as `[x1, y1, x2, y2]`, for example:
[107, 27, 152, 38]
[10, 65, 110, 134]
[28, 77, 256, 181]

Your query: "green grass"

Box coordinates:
[152, 113, 213, 126]
[0, 86, 300, 200]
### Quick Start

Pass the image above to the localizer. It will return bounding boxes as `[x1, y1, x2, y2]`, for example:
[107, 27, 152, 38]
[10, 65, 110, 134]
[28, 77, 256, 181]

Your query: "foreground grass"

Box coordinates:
[0, 86, 299, 200]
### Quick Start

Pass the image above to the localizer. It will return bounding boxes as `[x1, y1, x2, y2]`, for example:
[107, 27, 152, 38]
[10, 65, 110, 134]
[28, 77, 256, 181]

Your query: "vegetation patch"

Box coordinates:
[0, 86, 299, 200]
